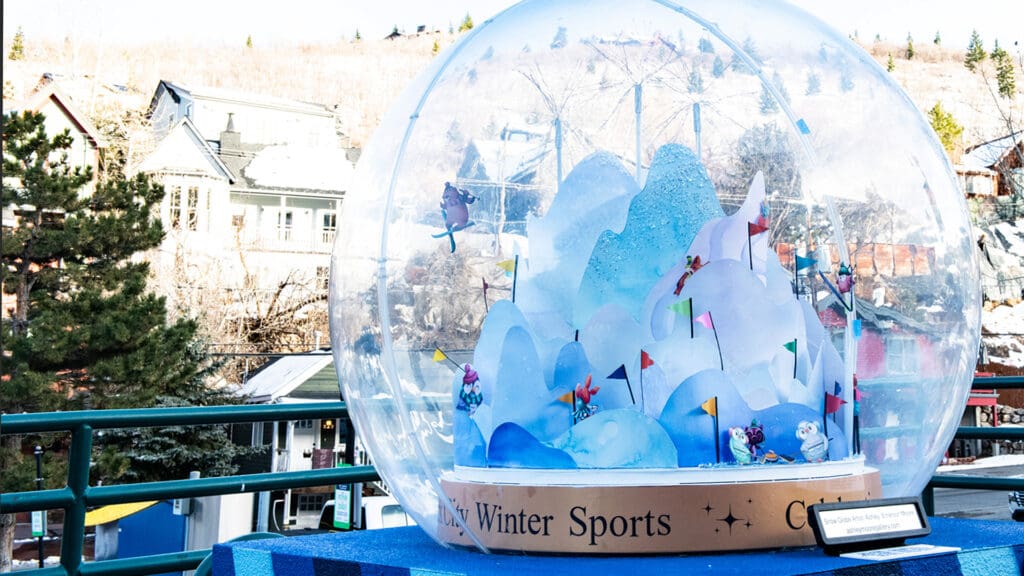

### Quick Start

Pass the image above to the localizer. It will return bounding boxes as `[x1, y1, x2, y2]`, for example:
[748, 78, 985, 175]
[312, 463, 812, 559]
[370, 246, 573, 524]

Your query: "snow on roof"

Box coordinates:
[238, 351, 334, 403]
[469, 133, 550, 183]
[243, 145, 353, 192]
[161, 80, 331, 116]
[962, 131, 1023, 171]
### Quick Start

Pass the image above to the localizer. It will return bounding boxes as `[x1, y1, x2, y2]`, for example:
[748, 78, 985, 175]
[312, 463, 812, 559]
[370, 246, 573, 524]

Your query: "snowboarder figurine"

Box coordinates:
[433, 181, 476, 252]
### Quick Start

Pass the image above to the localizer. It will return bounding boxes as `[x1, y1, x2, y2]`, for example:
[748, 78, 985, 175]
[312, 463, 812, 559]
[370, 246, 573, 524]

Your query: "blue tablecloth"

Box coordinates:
[213, 517, 1023, 576]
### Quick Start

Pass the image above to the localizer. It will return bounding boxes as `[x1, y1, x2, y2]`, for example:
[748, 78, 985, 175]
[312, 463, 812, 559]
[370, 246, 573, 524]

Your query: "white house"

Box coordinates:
[136, 80, 356, 331]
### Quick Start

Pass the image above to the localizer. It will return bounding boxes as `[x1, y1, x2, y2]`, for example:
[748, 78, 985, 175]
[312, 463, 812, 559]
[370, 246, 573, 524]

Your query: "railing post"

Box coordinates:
[921, 484, 935, 516]
[61, 423, 93, 575]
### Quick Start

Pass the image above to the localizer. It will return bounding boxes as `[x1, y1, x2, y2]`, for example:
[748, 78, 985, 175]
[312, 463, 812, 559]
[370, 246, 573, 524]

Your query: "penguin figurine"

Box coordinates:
[796, 420, 829, 462]
[728, 426, 752, 464]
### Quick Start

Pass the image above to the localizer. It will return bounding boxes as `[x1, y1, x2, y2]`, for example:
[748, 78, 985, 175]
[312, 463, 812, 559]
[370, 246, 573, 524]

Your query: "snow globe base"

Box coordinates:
[438, 461, 881, 554]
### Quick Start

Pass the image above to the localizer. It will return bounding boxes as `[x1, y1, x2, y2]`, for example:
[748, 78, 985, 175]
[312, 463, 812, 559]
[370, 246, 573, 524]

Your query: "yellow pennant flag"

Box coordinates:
[557, 391, 575, 404]
[432, 348, 447, 363]
[496, 259, 516, 274]
[701, 396, 717, 417]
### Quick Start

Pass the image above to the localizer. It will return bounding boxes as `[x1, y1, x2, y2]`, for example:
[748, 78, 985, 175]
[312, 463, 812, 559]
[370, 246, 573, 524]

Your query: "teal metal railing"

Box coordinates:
[922, 375, 1024, 515]
[0, 402, 379, 576]
[3, 379, 1023, 574]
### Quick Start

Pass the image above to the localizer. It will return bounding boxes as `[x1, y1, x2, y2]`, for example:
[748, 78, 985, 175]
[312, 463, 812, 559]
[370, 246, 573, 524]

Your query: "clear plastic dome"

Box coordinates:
[330, 0, 980, 551]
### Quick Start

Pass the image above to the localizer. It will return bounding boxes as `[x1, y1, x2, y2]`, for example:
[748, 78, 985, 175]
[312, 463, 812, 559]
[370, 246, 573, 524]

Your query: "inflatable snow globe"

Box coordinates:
[329, 0, 980, 554]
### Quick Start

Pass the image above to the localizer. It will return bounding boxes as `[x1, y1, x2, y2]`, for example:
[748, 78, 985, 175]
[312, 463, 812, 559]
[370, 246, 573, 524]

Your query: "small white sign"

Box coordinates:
[816, 503, 922, 539]
[31, 511, 45, 537]
[841, 544, 961, 561]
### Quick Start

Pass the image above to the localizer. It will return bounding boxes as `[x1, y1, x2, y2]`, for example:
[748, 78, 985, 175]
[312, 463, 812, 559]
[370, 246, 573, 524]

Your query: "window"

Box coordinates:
[321, 212, 337, 244]
[186, 186, 199, 231]
[885, 336, 919, 374]
[297, 493, 329, 513]
[295, 419, 314, 430]
[169, 186, 182, 229]
[278, 210, 293, 241]
[316, 266, 330, 291]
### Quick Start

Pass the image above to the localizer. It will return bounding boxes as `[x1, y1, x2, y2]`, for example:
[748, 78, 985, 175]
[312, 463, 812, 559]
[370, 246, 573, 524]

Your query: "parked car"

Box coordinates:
[318, 495, 415, 531]
[1010, 489, 1024, 522]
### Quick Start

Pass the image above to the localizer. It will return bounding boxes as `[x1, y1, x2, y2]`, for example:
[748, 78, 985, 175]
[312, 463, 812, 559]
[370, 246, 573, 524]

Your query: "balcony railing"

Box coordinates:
[0, 402, 378, 576]
[2, 378, 1023, 575]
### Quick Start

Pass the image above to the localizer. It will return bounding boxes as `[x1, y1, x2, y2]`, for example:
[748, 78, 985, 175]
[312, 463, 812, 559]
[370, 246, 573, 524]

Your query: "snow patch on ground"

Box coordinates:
[983, 302, 1024, 367]
[937, 452, 1024, 472]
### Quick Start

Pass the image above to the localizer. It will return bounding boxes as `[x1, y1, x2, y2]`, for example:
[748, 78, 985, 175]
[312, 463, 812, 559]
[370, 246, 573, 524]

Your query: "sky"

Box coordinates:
[2, 0, 1021, 49]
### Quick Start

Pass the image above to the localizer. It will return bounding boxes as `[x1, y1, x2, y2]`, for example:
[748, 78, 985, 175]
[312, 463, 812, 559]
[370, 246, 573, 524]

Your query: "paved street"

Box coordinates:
[932, 460, 1024, 522]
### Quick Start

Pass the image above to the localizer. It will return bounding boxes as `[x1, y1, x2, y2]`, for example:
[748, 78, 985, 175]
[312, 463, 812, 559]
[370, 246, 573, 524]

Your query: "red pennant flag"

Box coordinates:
[641, 350, 654, 369]
[825, 392, 847, 414]
[748, 221, 769, 236]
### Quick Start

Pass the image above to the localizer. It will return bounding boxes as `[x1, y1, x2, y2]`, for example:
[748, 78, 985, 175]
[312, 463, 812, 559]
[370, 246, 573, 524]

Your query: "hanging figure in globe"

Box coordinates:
[433, 181, 476, 252]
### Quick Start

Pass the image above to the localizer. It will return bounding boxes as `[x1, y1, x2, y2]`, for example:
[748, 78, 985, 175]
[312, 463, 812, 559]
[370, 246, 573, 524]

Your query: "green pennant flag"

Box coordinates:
[669, 299, 692, 316]
[783, 339, 797, 353]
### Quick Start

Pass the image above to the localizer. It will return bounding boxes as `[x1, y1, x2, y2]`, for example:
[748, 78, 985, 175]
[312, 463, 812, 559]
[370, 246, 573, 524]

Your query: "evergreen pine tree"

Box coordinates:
[246, 34, 253, 48]
[355, 29, 361, 41]
[887, 53, 895, 72]
[711, 55, 726, 78]
[459, 13, 474, 32]
[432, 39, 440, 55]
[759, 83, 779, 115]
[698, 37, 714, 54]
[905, 33, 915, 59]
[8, 26, 25, 61]
[840, 67, 855, 92]
[926, 101, 964, 155]
[991, 40, 1017, 99]
[1, 112, 252, 555]
[965, 29, 986, 71]
[805, 71, 821, 95]
[687, 69, 704, 94]
[933, 31, 941, 45]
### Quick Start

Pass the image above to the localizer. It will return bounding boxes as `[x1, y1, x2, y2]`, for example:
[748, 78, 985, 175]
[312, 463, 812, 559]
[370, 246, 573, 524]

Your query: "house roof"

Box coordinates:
[961, 131, 1023, 172]
[136, 117, 235, 183]
[241, 144, 352, 193]
[238, 351, 339, 403]
[23, 82, 107, 149]
[151, 80, 332, 118]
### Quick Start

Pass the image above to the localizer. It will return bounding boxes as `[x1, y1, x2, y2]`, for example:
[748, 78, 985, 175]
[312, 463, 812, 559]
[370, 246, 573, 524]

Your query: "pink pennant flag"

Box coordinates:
[694, 311, 714, 330]
[824, 392, 847, 414]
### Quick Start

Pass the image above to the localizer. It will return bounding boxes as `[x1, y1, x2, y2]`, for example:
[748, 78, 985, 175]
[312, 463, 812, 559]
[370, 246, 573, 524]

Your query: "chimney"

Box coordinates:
[220, 112, 241, 152]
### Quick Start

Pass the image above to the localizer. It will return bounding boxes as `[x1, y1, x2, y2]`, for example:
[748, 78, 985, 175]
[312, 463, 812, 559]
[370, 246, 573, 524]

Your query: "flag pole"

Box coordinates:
[624, 371, 636, 405]
[639, 353, 645, 413]
[512, 255, 519, 303]
[748, 232, 753, 271]
[713, 396, 720, 463]
[689, 298, 694, 339]
[435, 346, 466, 372]
[822, 396, 830, 460]
[793, 337, 798, 379]
[711, 314, 723, 370]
